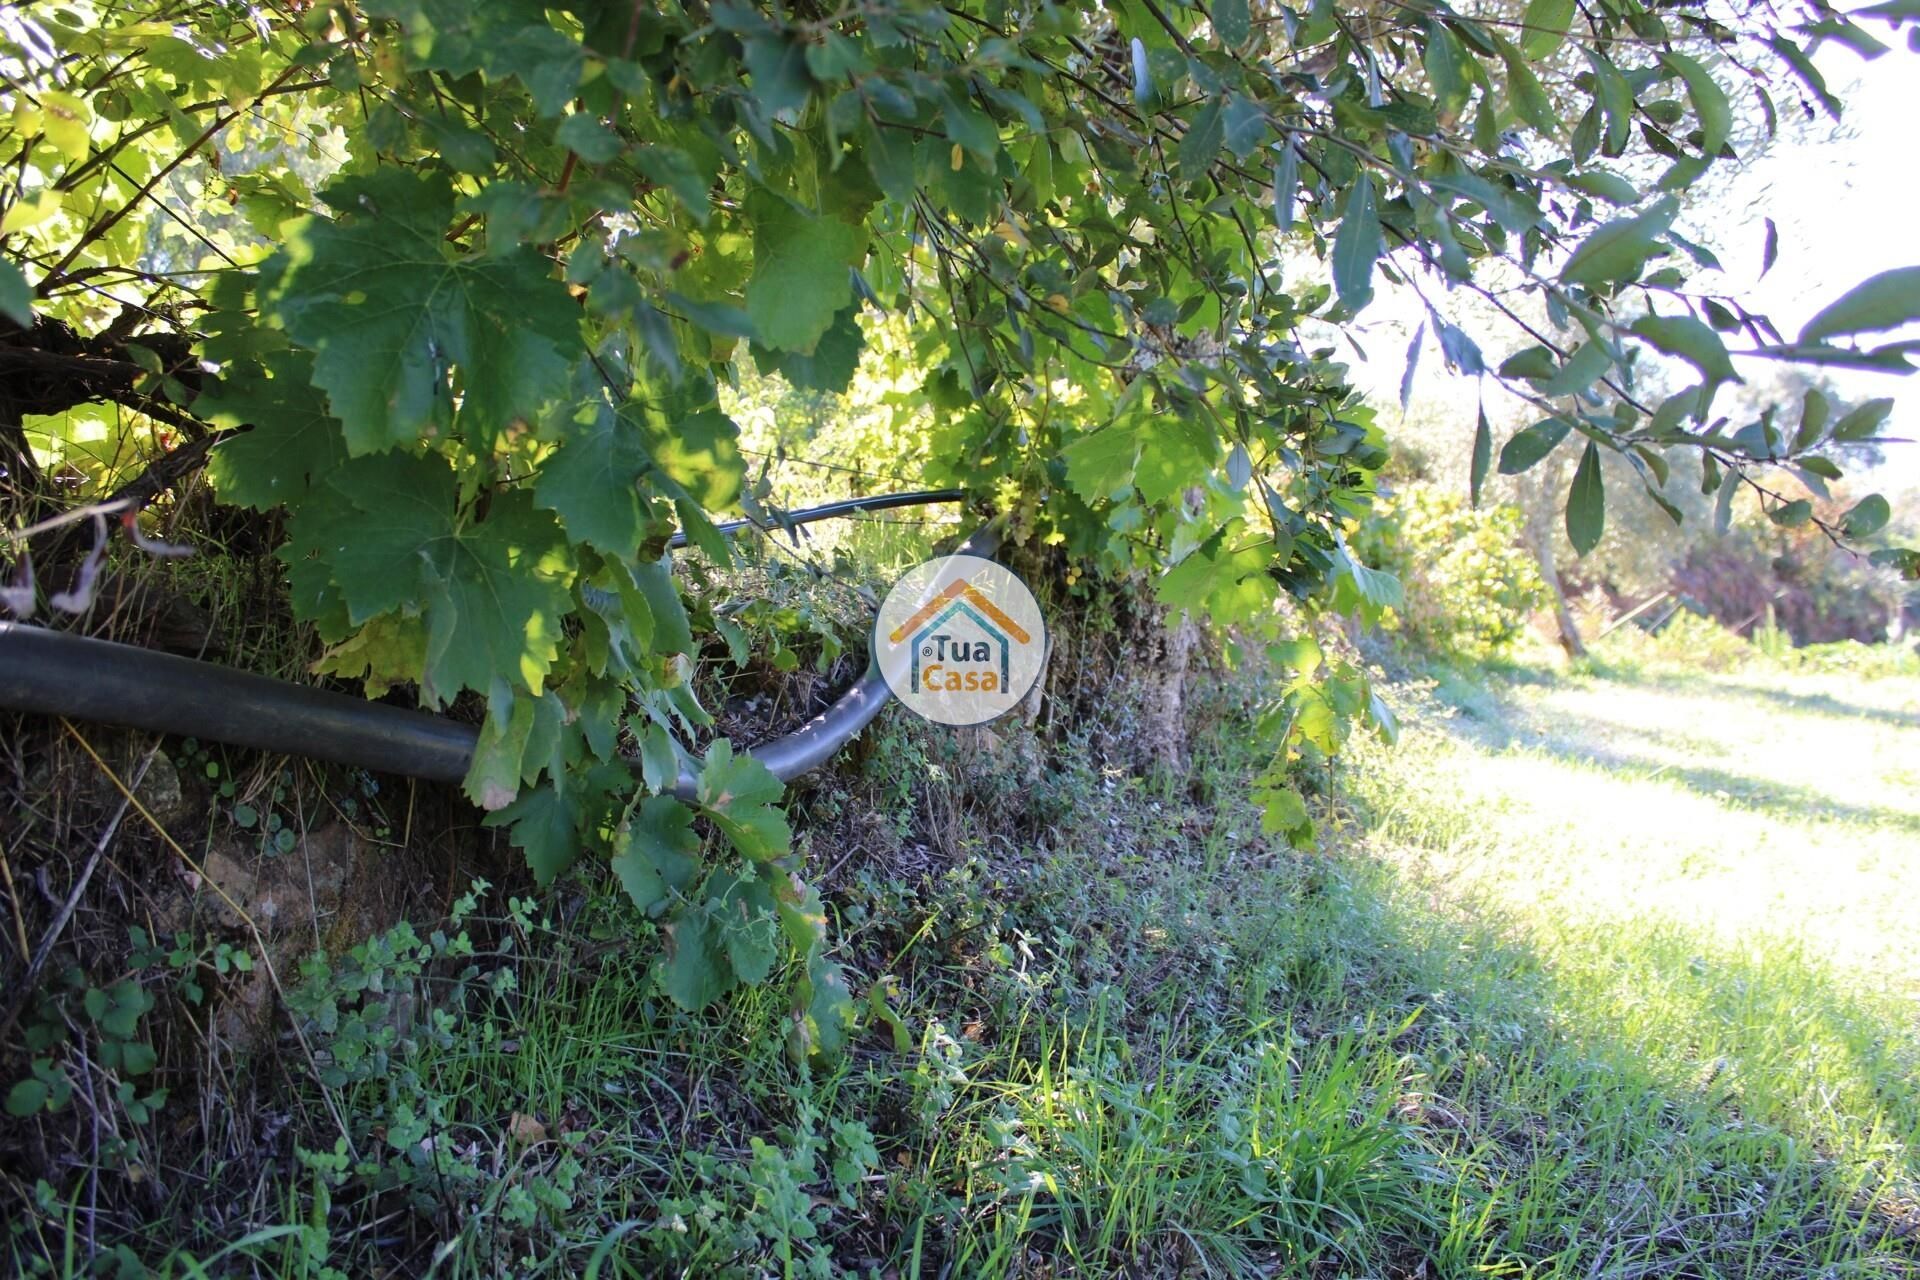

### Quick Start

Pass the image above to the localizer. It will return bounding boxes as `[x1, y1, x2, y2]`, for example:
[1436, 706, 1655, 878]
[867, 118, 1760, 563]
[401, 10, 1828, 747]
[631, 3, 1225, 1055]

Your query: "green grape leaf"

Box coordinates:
[534, 396, 667, 558]
[628, 559, 693, 655]
[486, 784, 581, 887]
[200, 353, 346, 510]
[752, 306, 865, 392]
[799, 953, 855, 1058]
[635, 721, 681, 795]
[1331, 541, 1403, 621]
[363, 0, 584, 115]
[695, 740, 790, 860]
[610, 796, 702, 915]
[289, 453, 573, 702]
[1063, 428, 1140, 500]
[262, 169, 579, 453]
[1134, 417, 1218, 506]
[464, 694, 537, 811]
[661, 906, 735, 1012]
[1157, 523, 1276, 621]
[710, 869, 782, 985]
[744, 189, 866, 354]
[1253, 780, 1314, 846]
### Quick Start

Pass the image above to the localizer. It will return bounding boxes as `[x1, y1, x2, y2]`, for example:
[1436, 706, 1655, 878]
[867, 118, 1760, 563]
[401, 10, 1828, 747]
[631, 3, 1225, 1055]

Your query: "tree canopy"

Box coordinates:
[3, 0, 1917, 1032]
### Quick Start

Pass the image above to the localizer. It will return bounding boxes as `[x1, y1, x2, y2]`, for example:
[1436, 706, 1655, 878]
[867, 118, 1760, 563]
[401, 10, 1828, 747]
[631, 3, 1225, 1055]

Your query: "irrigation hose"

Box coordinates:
[0, 491, 987, 802]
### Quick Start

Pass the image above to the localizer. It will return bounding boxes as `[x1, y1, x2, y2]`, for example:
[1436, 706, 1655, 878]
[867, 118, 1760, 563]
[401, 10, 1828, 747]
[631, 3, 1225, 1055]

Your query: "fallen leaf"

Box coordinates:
[508, 1111, 546, 1145]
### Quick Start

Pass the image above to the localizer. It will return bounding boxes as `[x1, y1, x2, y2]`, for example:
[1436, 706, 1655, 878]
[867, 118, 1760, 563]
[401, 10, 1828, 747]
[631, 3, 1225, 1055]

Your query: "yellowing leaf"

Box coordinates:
[1, 189, 63, 235]
[39, 91, 91, 162]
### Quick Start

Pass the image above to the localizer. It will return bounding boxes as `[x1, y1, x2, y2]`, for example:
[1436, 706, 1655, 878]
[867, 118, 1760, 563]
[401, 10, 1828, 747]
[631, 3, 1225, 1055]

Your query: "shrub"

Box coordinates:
[1355, 483, 1546, 659]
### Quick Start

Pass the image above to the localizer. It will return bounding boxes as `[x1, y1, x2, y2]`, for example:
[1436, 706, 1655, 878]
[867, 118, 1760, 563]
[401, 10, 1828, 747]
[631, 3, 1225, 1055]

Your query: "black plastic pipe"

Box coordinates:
[0, 492, 983, 801]
[0, 620, 480, 780]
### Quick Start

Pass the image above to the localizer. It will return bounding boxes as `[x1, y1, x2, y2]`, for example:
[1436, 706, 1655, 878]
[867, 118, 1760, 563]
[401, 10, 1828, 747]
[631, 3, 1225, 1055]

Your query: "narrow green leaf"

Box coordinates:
[1496, 37, 1559, 135]
[1498, 418, 1572, 474]
[1222, 94, 1267, 158]
[1429, 173, 1542, 234]
[1566, 440, 1605, 554]
[1632, 314, 1738, 384]
[1332, 173, 1382, 310]
[1799, 266, 1920, 343]
[1793, 388, 1831, 451]
[1177, 98, 1226, 179]
[1714, 466, 1738, 533]
[1769, 35, 1842, 117]
[1583, 50, 1633, 153]
[1499, 345, 1558, 380]
[1538, 341, 1611, 397]
[1470, 404, 1492, 506]
[1663, 52, 1732, 155]
[1565, 170, 1639, 206]
[1520, 0, 1575, 58]
[1400, 320, 1425, 409]
[1424, 23, 1470, 118]
[1832, 397, 1894, 441]
[1560, 197, 1678, 288]
[1272, 140, 1299, 232]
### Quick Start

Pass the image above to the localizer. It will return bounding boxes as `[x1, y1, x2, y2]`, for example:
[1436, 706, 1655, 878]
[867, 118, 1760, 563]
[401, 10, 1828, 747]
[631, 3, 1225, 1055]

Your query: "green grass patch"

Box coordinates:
[11, 664, 1918, 1278]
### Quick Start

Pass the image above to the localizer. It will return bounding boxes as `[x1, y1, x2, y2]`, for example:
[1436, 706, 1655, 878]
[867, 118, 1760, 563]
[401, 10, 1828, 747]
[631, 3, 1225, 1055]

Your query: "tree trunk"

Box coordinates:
[1526, 479, 1587, 658]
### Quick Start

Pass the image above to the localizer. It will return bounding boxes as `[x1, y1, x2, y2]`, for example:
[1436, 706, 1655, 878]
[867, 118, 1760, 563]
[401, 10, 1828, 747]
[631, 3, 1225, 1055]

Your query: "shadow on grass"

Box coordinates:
[1313, 835, 1920, 1278]
[1416, 665, 1920, 835]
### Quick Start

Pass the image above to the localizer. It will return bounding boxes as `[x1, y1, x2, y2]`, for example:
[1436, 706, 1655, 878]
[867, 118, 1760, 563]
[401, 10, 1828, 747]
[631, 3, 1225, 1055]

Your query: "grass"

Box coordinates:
[8, 649, 1919, 1278]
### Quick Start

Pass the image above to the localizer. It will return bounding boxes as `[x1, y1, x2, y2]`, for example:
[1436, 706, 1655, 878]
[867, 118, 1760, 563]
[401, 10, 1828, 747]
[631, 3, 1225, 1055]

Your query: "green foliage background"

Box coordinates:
[4, 0, 1919, 1025]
